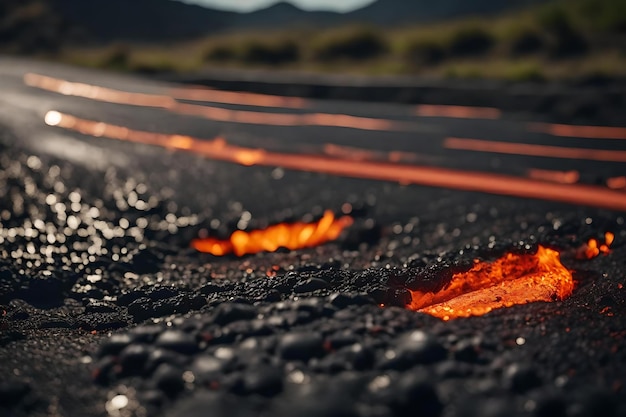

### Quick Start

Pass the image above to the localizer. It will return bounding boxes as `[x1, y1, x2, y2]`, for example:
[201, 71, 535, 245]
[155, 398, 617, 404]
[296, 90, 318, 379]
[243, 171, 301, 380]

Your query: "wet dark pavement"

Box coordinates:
[0, 57, 625, 417]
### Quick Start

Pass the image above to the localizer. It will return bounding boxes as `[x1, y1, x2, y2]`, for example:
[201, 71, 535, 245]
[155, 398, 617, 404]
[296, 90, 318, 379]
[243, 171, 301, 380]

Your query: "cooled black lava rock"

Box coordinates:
[129, 325, 163, 343]
[277, 332, 324, 361]
[294, 278, 328, 293]
[239, 366, 284, 397]
[385, 372, 442, 417]
[14, 276, 68, 308]
[453, 339, 481, 363]
[119, 344, 151, 376]
[98, 334, 132, 357]
[212, 303, 257, 325]
[73, 313, 128, 331]
[155, 330, 199, 355]
[190, 355, 229, 379]
[504, 364, 543, 393]
[0, 379, 30, 406]
[145, 348, 188, 375]
[378, 331, 447, 370]
[328, 293, 375, 309]
[404, 260, 473, 293]
[127, 297, 154, 322]
[153, 363, 185, 396]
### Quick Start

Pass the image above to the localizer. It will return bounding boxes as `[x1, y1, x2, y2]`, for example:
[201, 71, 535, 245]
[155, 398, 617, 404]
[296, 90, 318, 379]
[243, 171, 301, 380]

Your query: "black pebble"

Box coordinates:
[240, 366, 283, 397]
[379, 331, 447, 369]
[153, 363, 185, 396]
[293, 278, 328, 293]
[328, 293, 374, 308]
[277, 332, 324, 361]
[212, 303, 257, 326]
[505, 364, 542, 393]
[119, 344, 151, 376]
[387, 372, 442, 417]
[98, 334, 132, 357]
[156, 330, 199, 355]
[0, 380, 30, 406]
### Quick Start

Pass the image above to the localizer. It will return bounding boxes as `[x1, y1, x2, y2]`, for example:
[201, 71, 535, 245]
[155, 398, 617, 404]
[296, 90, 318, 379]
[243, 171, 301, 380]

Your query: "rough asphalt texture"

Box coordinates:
[0, 57, 625, 417]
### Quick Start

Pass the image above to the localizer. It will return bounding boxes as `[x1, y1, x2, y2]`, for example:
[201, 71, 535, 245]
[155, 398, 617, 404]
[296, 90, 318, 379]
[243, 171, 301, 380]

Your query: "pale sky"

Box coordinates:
[178, 0, 374, 13]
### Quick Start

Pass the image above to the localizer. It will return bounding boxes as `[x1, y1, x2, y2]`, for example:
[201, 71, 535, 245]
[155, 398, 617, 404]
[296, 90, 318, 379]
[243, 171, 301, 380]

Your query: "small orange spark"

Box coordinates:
[577, 232, 614, 260]
[192, 210, 353, 256]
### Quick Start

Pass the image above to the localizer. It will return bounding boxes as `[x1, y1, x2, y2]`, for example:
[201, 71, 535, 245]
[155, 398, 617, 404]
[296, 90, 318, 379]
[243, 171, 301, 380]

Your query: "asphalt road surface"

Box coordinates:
[1, 56, 625, 417]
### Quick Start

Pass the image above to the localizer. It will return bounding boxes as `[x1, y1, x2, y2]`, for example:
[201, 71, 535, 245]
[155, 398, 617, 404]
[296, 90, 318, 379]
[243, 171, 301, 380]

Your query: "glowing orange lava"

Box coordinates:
[407, 246, 574, 320]
[576, 232, 614, 260]
[43, 111, 626, 211]
[191, 210, 353, 256]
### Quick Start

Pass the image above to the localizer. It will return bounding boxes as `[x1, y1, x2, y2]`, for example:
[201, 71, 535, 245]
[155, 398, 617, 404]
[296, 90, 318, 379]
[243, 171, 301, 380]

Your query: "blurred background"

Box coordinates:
[1, 0, 625, 81]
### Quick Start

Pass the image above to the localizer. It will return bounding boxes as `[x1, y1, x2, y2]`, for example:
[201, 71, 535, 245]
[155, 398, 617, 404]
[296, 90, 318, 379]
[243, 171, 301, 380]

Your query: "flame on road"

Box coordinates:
[407, 246, 574, 320]
[191, 210, 353, 256]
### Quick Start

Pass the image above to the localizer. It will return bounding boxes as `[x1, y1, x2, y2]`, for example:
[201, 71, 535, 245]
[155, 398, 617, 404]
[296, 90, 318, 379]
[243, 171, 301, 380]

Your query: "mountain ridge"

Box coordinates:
[5, 0, 554, 44]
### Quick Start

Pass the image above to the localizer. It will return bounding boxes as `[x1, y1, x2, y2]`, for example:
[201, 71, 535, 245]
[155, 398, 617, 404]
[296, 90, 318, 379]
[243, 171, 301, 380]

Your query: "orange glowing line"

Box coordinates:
[416, 104, 501, 119]
[530, 123, 626, 140]
[191, 210, 354, 256]
[607, 176, 626, 190]
[24, 73, 175, 108]
[168, 86, 308, 109]
[527, 168, 580, 184]
[445, 137, 626, 163]
[25, 73, 407, 132]
[323, 143, 386, 161]
[408, 246, 573, 320]
[323, 144, 425, 164]
[44, 111, 626, 212]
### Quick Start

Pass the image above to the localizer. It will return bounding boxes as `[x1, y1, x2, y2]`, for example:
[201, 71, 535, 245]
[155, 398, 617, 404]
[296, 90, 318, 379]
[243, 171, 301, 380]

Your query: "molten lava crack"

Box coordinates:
[192, 210, 353, 256]
[407, 246, 574, 320]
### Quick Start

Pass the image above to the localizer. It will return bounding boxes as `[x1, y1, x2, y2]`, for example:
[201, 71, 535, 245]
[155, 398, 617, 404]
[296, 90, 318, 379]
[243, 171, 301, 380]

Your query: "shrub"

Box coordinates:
[448, 27, 494, 57]
[205, 44, 236, 62]
[505, 62, 545, 82]
[538, 5, 587, 58]
[312, 27, 388, 61]
[508, 29, 544, 56]
[576, 0, 626, 33]
[538, 6, 573, 37]
[101, 44, 130, 70]
[239, 39, 299, 65]
[404, 39, 446, 66]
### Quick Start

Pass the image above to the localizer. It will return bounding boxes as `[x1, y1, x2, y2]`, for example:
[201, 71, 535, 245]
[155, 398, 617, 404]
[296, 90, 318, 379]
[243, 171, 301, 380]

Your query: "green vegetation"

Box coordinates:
[22, 0, 626, 81]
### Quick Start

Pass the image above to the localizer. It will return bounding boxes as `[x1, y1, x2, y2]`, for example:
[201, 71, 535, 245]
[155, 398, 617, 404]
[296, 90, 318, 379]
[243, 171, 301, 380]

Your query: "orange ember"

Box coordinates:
[407, 246, 574, 320]
[577, 232, 614, 260]
[191, 210, 353, 256]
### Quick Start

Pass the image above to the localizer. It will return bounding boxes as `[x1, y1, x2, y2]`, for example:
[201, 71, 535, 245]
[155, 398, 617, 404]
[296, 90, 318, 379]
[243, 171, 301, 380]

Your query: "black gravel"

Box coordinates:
[1, 121, 625, 417]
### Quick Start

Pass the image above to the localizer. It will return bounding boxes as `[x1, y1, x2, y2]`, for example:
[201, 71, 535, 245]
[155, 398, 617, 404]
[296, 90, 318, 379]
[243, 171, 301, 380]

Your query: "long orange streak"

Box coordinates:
[408, 246, 573, 320]
[44, 111, 626, 212]
[24, 73, 407, 131]
[416, 104, 501, 120]
[445, 137, 626, 163]
[527, 168, 580, 184]
[607, 176, 626, 190]
[168, 86, 308, 109]
[530, 123, 626, 140]
[23, 73, 175, 108]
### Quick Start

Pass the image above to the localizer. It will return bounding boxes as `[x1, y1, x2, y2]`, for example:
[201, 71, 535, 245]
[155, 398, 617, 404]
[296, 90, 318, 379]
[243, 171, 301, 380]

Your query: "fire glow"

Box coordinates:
[577, 232, 614, 260]
[191, 210, 353, 256]
[407, 246, 574, 320]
